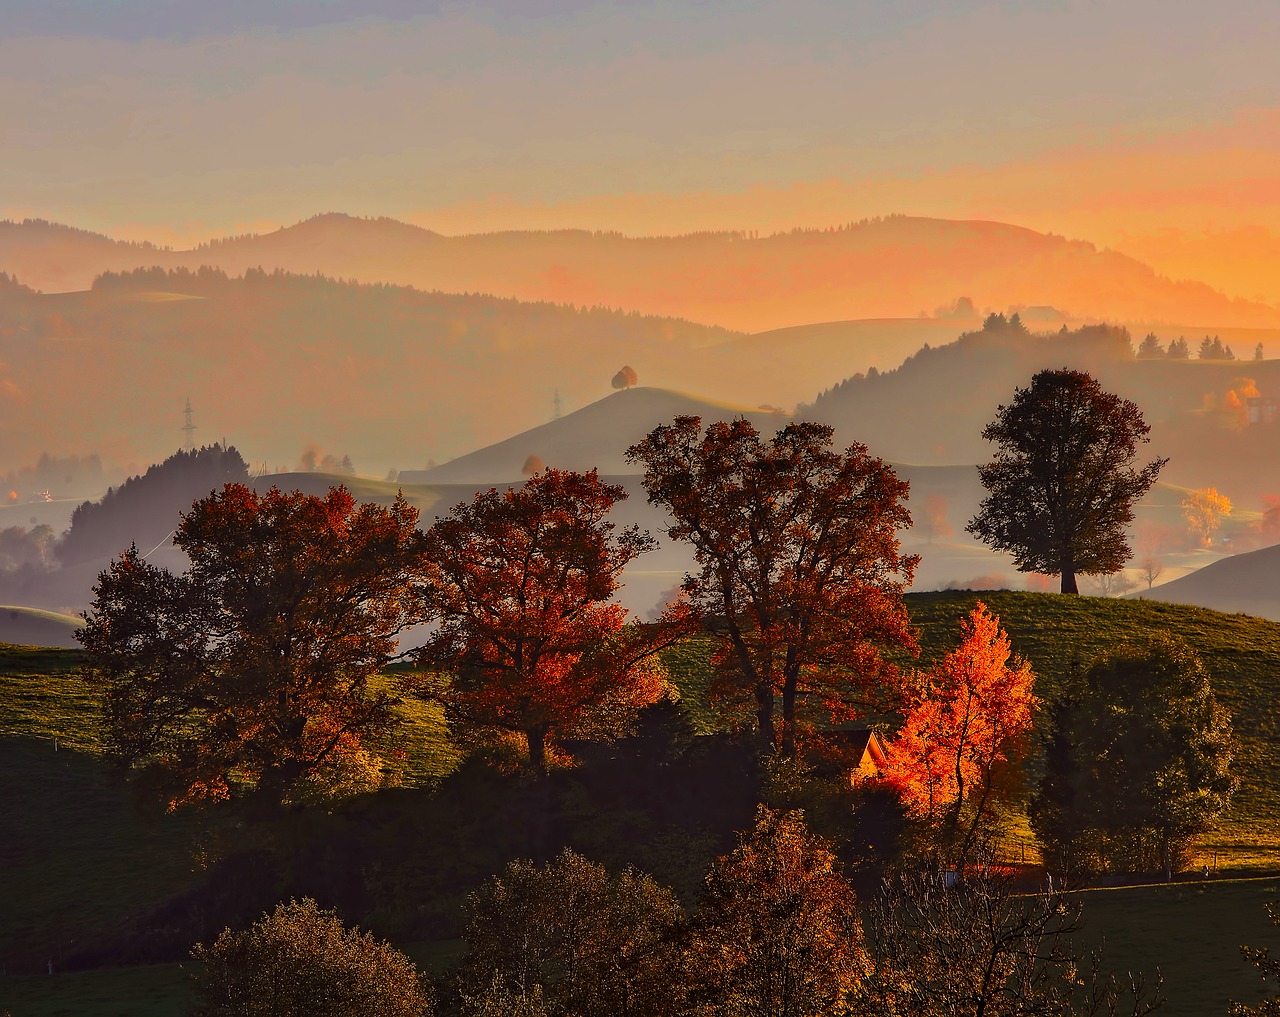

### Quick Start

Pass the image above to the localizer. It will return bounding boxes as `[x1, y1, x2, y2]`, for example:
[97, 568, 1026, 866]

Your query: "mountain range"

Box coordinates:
[4, 213, 1278, 333]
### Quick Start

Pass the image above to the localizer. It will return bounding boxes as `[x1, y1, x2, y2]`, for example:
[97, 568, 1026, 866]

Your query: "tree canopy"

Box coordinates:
[79, 483, 427, 809]
[1030, 634, 1237, 879]
[191, 898, 433, 1017]
[967, 369, 1166, 594]
[416, 468, 687, 770]
[627, 416, 918, 757]
[884, 601, 1037, 868]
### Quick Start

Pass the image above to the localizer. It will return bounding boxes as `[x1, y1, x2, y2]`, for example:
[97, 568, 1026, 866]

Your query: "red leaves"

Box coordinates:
[417, 468, 688, 768]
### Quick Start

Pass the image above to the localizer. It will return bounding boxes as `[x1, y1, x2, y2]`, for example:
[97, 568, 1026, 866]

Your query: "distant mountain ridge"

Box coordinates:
[406, 386, 787, 485]
[2, 213, 1277, 332]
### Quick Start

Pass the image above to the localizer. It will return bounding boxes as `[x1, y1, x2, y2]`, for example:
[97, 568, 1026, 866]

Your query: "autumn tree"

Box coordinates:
[917, 492, 954, 544]
[416, 469, 687, 771]
[79, 484, 427, 809]
[457, 849, 685, 1017]
[627, 417, 918, 757]
[967, 369, 1166, 594]
[1030, 635, 1236, 880]
[522, 454, 545, 477]
[1182, 486, 1232, 547]
[883, 602, 1037, 868]
[612, 365, 639, 390]
[191, 898, 433, 1017]
[687, 807, 869, 1017]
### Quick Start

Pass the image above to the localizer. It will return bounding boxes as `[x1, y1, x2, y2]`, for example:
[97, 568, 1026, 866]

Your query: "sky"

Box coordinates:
[3, 0, 1279, 300]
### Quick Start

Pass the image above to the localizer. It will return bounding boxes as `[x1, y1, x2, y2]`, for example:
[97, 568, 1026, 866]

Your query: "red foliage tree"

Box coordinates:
[883, 601, 1037, 866]
[627, 417, 918, 757]
[80, 485, 428, 809]
[417, 469, 689, 770]
[611, 366, 638, 390]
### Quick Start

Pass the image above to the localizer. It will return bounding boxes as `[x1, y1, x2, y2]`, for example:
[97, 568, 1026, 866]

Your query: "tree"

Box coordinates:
[967, 369, 1166, 594]
[627, 417, 918, 757]
[1167, 337, 1190, 359]
[917, 492, 954, 544]
[1256, 343, 1266, 362]
[522, 454, 545, 477]
[190, 898, 433, 1017]
[1138, 556, 1165, 590]
[79, 484, 427, 809]
[1137, 333, 1163, 358]
[1182, 486, 1232, 547]
[883, 602, 1037, 868]
[416, 469, 686, 771]
[612, 365, 639, 390]
[1030, 635, 1236, 880]
[687, 807, 869, 1017]
[457, 849, 685, 1017]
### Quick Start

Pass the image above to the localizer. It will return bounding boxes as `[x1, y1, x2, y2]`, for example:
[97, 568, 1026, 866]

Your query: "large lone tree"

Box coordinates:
[627, 417, 918, 757]
[967, 369, 1166, 594]
[80, 484, 427, 809]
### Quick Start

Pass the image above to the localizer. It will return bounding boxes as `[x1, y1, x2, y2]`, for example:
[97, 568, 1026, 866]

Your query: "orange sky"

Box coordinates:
[2, 2, 1279, 305]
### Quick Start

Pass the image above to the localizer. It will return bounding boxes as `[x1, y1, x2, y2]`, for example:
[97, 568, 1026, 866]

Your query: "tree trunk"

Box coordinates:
[756, 681, 776, 755]
[780, 674, 797, 758]
[527, 723, 549, 772]
[1059, 557, 1078, 595]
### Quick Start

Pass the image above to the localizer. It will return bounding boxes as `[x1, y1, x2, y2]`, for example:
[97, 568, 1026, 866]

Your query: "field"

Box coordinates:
[3, 592, 1280, 1014]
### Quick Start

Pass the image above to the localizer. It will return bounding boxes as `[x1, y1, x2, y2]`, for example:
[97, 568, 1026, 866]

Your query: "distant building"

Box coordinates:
[826, 727, 890, 783]
[1247, 396, 1279, 425]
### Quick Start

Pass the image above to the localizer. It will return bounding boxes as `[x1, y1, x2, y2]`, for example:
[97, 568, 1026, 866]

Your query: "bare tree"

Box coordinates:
[1138, 556, 1164, 590]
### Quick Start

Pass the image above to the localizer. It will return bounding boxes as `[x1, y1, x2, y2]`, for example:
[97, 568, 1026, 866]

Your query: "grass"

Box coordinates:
[4, 592, 1280, 1012]
[1071, 876, 1280, 1017]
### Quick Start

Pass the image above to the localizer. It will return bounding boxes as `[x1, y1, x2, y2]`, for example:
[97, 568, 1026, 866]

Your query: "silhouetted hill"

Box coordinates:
[1137, 543, 1280, 621]
[804, 319, 1280, 503]
[410, 386, 787, 485]
[0, 267, 742, 478]
[3, 213, 1277, 332]
[0, 606, 80, 648]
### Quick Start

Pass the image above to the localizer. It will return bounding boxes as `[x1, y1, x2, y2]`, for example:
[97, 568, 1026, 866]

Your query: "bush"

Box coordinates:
[190, 898, 433, 1017]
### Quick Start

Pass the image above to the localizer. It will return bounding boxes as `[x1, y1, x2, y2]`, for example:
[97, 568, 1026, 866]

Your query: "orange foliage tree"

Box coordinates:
[416, 468, 689, 770]
[1182, 486, 1232, 547]
[627, 417, 918, 758]
[80, 484, 428, 809]
[884, 602, 1037, 864]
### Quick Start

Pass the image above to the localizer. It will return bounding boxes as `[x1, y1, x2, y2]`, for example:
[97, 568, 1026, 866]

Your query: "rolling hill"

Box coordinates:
[407, 386, 786, 485]
[4, 213, 1279, 333]
[1137, 543, 1280, 621]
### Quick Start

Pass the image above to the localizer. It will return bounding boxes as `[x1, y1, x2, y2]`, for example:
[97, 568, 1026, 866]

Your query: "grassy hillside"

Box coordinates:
[3, 593, 1280, 1013]
[907, 591, 1280, 868]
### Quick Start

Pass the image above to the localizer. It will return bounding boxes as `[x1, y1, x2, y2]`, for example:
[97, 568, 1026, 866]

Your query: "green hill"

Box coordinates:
[3, 592, 1280, 1010]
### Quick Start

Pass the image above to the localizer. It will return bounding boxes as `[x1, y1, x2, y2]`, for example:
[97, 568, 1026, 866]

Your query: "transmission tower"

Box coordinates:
[552, 389, 563, 421]
[181, 397, 196, 450]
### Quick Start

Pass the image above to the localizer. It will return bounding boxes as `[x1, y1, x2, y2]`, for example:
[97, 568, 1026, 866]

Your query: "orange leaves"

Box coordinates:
[884, 602, 1037, 828]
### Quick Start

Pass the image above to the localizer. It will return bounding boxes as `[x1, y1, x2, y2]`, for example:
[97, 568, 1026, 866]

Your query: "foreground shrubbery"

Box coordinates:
[191, 898, 434, 1017]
